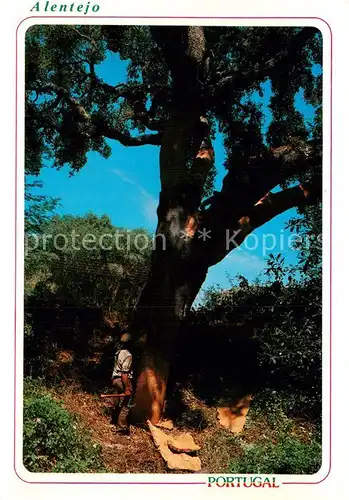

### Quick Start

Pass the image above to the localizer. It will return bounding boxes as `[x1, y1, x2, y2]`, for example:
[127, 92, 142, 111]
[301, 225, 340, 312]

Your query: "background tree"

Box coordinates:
[25, 212, 151, 312]
[25, 180, 60, 292]
[25, 25, 322, 423]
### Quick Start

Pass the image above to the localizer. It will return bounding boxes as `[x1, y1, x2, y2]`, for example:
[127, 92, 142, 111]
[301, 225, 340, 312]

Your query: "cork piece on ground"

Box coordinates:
[167, 432, 200, 453]
[155, 419, 174, 430]
[148, 421, 201, 472]
[217, 394, 252, 433]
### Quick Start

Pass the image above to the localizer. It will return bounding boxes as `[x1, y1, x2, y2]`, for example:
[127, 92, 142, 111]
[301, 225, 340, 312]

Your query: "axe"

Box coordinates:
[100, 392, 132, 399]
[100, 394, 130, 399]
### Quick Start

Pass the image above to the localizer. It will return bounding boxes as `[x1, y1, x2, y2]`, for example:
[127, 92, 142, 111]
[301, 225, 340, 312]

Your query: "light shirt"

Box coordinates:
[112, 349, 133, 379]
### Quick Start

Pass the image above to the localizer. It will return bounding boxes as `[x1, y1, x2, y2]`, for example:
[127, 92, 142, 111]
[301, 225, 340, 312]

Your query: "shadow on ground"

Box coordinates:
[24, 304, 263, 424]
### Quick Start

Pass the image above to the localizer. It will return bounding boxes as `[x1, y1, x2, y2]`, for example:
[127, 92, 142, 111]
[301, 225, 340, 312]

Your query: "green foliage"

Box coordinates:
[25, 180, 60, 234]
[25, 212, 151, 311]
[25, 181, 60, 289]
[198, 188, 322, 418]
[228, 389, 321, 475]
[25, 25, 322, 193]
[286, 203, 322, 280]
[23, 378, 106, 473]
[26, 25, 111, 173]
[229, 434, 321, 475]
[200, 275, 321, 415]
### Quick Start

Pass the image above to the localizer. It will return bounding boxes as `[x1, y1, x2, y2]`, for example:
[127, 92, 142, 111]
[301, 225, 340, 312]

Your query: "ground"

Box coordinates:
[52, 382, 237, 473]
[50, 379, 316, 474]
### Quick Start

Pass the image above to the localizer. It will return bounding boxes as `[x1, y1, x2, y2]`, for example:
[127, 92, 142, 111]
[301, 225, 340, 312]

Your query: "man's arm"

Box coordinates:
[121, 373, 132, 396]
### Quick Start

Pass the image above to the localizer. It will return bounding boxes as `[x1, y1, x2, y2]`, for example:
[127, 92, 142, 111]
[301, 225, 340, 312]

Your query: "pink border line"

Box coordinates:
[15, 15, 332, 486]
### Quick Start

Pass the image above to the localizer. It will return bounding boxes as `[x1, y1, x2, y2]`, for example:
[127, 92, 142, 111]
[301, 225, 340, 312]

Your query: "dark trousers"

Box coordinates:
[111, 377, 132, 428]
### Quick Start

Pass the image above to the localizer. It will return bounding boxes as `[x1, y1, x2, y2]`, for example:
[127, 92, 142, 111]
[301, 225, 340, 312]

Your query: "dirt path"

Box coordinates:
[52, 382, 266, 473]
[53, 387, 167, 473]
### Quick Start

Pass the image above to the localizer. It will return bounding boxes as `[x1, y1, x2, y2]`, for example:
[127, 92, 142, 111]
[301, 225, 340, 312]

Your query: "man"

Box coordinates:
[111, 332, 133, 433]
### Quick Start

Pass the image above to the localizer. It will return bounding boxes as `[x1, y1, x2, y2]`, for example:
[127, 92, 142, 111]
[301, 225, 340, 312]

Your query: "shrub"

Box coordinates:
[229, 435, 322, 475]
[194, 273, 322, 420]
[250, 389, 322, 430]
[23, 378, 106, 473]
[228, 389, 322, 475]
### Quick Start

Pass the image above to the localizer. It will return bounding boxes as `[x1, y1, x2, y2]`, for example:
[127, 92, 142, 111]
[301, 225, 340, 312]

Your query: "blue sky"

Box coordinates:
[29, 50, 319, 297]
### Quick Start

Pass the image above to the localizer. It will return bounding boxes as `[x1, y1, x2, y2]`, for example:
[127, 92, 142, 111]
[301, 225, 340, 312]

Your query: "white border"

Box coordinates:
[15, 15, 331, 486]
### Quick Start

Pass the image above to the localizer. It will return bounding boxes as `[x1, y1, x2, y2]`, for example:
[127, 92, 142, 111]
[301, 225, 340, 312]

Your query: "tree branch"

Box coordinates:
[245, 182, 321, 235]
[202, 138, 317, 220]
[96, 123, 162, 146]
[68, 27, 167, 130]
[86, 69, 165, 131]
[189, 117, 214, 196]
[68, 28, 161, 129]
[202, 180, 321, 267]
[32, 83, 88, 115]
[151, 26, 206, 109]
[150, 26, 206, 78]
[70, 27, 97, 47]
[29, 83, 162, 146]
[209, 27, 317, 99]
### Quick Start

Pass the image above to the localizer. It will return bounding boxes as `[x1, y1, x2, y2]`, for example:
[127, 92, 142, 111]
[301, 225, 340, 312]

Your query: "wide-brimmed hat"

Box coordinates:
[120, 332, 132, 343]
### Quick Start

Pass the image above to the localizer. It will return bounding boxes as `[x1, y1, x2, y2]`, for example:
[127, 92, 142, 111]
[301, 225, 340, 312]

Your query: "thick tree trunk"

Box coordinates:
[129, 26, 213, 424]
[130, 205, 209, 423]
